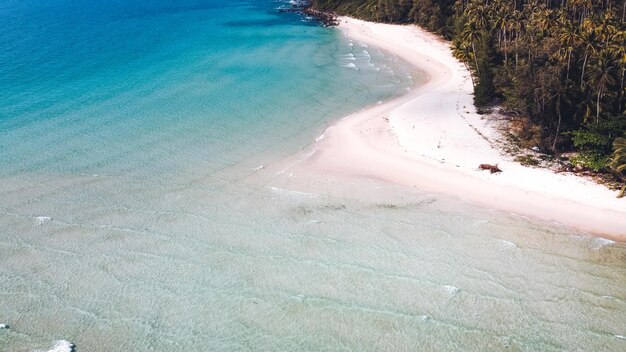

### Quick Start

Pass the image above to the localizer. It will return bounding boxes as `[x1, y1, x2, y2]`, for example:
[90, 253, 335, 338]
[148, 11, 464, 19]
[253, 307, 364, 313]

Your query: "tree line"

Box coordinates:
[310, 0, 626, 184]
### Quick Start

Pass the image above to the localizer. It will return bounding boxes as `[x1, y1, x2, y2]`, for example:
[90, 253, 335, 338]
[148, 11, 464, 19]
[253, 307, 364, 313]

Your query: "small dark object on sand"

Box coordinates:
[479, 163, 502, 174]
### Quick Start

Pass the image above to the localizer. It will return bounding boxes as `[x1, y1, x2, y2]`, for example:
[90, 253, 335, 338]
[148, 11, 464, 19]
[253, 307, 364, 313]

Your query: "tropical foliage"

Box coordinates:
[311, 0, 626, 177]
[611, 137, 626, 176]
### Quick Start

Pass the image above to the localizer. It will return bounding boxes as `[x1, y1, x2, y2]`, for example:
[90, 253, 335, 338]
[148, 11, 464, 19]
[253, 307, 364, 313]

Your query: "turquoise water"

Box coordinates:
[0, 0, 412, 178]
[1, 1, 625, 351]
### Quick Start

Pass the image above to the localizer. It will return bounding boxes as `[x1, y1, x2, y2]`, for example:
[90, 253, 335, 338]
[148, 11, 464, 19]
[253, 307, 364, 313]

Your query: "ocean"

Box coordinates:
[0, 1, 625, 351]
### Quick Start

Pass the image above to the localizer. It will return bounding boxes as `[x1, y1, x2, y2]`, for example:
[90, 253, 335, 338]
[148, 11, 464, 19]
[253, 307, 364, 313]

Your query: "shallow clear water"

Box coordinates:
[1, 1, 625, 351]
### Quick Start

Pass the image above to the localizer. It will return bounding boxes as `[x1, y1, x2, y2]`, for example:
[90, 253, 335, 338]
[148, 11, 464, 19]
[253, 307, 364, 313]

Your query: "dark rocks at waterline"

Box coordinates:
[276, 2, 338, 27]
[303, 8, 339, 27]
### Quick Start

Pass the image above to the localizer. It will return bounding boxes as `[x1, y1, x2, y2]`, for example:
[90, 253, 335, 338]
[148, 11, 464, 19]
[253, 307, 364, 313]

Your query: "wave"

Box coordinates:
[270, 187, 318, 199]
[590, 237, 615, 250]
[444, 285, 461, 295]
[39, 340, 74, 352]
[499, 239, 517, 250]
[340, 53, 356, 60]
[35, 216, 52, 226]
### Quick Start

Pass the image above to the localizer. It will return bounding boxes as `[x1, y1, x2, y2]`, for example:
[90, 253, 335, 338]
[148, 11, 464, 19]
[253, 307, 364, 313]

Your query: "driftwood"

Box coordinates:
[479, 163, 502, 174]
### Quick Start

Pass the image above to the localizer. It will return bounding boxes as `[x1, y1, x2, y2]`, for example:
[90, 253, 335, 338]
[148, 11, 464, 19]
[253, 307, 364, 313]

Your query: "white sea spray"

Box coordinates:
[499, 239, 517, 250]
[35, 340, 74, 352]
[35, 216, 52, 226]
[590, 238, 615, 250]
[444, 285, 461, 295]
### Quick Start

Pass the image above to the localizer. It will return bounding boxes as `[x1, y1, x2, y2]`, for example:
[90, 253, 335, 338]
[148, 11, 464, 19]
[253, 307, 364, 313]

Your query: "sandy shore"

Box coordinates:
[271, 17, 626, 240]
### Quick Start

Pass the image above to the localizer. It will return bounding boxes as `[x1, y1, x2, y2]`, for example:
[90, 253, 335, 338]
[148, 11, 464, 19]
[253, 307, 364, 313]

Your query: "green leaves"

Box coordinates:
[570, 117, 626, 154]
[313, 0, 626, 164]
[611, 137, 626, 174]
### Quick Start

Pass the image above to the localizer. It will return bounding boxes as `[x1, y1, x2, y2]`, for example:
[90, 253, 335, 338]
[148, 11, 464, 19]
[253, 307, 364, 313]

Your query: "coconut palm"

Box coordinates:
[587, 49, 619, 122]
[492, 4, 512, 62]
[557, 14, 578, 81]
[313, 0, 626, 171]
[466, 3, 489, 30]
[461, 22, 482, 75]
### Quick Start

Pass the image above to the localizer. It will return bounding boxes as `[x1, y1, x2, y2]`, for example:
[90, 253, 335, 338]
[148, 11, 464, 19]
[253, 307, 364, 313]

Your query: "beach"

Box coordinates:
[273, 16, 626, 241]
[2, 3, 626, 350]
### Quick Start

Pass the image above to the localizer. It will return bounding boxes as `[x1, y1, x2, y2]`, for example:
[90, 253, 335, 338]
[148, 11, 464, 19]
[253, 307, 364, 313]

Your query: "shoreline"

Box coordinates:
[273, 17, 626, 241]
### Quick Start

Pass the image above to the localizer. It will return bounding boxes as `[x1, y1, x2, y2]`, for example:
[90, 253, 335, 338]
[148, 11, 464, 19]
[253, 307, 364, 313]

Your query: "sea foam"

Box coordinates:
[590, 238, 615, 250]
[270, 187, 318, 200]
[35, 216, 52, 226]
[444, 285, 461, 295]
[499, 239, 517, 250]
[39, 340, 74, 352]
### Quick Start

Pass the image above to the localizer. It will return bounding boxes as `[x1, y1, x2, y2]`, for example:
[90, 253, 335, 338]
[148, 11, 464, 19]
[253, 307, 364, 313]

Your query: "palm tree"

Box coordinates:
[596, 11, 617, 46]
[571, 0, 594, 24]
[466, 3, 489, 30]
[510, 9, 524, 68]
[557, 15, 578, 81]
[548, 81, 579, 152]
[453, 42, 476, 87]
[587, 49, 619, 122]
[461, 22, 482, 76]
[608, 29, 626, 112]
[531, 5, 551, 38]
[573, 87, 596, 124]
[578, 20, 599, 87]
[492, 4, 512, 63]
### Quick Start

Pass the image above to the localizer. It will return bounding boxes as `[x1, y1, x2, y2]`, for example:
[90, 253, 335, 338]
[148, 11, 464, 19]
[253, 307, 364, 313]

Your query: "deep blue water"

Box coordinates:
[0, 0, 411, 177]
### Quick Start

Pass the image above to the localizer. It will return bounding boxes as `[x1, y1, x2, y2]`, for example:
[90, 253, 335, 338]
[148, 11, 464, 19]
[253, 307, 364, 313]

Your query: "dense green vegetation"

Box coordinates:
[311, 0, 626, 182]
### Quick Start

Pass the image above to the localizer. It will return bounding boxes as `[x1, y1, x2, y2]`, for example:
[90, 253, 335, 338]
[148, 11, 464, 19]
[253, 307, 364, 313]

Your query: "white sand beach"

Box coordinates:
[274, 17, 626, 240]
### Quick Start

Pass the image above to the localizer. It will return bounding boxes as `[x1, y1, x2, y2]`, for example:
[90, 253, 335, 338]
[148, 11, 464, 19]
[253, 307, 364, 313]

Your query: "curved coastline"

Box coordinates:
[278, 16, 626, 241]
